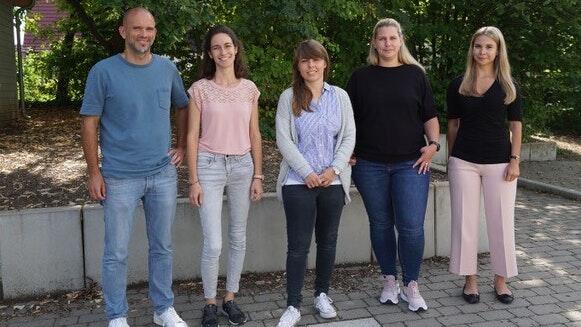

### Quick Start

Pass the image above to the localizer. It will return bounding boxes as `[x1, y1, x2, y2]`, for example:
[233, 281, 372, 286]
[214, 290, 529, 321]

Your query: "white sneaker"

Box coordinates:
[400, 280, 428, 312]
[379, 275, 400, 304]
[314, 293, 337, 319]
[277, 306, 301, 327]
[109, 317, 129, 327]
[153, 307, 188, 327]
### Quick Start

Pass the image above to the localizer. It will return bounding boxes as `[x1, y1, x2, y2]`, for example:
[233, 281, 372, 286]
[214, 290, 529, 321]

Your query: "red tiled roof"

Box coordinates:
[23, 0, 68, 52]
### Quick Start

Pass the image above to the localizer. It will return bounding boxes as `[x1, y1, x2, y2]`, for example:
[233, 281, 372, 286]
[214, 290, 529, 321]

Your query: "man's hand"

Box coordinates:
[88, 173, 106, 201]
[168, 147, 186, 166]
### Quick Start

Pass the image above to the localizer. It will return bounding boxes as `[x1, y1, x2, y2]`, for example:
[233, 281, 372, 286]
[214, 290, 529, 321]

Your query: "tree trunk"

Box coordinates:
[55, 31, 74, 105]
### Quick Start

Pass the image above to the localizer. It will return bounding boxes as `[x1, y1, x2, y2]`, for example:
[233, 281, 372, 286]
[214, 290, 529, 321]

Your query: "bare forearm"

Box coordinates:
[186, 102, 200, 183]
[186, 134, 199, 183]
[175, 107, 188, 149]
[509, 121, 522, 156]
[250, 103, 263, 175]
[424, 117, 440, 143]
[447, 119, 460, 155]
[81, 117, 101, 176]
[250, 132, 263, 175]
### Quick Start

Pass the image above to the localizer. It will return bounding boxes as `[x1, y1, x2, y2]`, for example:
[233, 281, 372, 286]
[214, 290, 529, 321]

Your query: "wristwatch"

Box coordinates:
[428, 140, 440, 152]
[510, 154, 520, 160]
[332, 166, 341, 175]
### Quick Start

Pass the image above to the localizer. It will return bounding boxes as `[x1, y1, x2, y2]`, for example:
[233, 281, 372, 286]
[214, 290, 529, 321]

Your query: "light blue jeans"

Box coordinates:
[197, 152, 254, 299]
[102, 164, 177, 320]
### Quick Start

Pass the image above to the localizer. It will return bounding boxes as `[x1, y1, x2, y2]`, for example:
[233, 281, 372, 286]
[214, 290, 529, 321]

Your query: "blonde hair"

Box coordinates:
[367, 18, 424, 72]
[459, 26, 516, 104]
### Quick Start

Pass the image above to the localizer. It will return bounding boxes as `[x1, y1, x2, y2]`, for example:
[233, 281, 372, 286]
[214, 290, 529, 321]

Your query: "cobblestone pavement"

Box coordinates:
[1, 188, 580, 327]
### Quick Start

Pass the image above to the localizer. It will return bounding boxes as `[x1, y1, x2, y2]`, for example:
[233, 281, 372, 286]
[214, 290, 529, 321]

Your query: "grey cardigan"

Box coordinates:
[275, 86, 356, 203]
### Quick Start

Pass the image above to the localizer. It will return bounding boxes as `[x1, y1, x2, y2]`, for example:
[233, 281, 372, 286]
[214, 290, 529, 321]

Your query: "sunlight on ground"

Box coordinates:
[566, 311, 581, 321]
[518, 279, 548, 287]
[0, 151, 44, 173]
[0, 152, 85, 184]
[43, 159, 86, 184]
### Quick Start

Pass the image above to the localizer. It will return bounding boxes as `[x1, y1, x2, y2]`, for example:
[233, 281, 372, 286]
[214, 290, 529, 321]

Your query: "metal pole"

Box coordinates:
[14, 8, 29, 119]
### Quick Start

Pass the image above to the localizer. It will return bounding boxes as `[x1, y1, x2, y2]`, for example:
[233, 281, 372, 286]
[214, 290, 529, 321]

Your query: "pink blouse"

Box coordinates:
[188, 78, 260, 155]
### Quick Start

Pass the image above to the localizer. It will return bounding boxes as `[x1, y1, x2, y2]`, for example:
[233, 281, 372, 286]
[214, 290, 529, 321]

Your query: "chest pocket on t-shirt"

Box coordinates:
[157, 89, 171, 110]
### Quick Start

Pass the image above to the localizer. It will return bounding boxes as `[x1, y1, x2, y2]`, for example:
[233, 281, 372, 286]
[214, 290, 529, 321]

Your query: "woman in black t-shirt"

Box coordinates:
[447, 26, 522, 305]
[346, 18, 440, 312]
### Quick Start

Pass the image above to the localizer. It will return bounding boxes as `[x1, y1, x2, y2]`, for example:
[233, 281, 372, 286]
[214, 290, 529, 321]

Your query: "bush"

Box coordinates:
[23, 51, 57, 103]
[20, 0, 580, 138]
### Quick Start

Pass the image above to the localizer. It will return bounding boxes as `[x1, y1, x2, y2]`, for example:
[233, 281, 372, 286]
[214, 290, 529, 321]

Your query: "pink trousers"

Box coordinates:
[448, 156, 518, 278]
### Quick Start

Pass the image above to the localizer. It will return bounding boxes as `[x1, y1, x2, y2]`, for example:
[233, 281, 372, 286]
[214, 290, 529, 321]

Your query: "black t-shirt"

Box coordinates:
[447, 76, 523, 164]
[346, 64, 438, 163]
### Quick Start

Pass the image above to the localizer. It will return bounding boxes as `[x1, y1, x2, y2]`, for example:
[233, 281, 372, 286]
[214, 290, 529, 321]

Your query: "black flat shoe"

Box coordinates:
[462, 285, 480, 304]
[494, 287, 514, 304]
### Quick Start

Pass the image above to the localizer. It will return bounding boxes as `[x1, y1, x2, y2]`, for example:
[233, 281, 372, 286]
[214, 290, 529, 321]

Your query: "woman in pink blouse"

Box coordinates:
[186, 25, 263, 327]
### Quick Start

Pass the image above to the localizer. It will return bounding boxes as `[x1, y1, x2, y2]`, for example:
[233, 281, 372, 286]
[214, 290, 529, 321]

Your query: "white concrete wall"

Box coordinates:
[528, 141, 557, 161]
[83, 191, 374, 285]
[433, 181, 489, 257]
[432, 134, 448, 165]
[1, 182, 475, 299]
[434, 134, 556, 164]
[0, 207, 84, 299]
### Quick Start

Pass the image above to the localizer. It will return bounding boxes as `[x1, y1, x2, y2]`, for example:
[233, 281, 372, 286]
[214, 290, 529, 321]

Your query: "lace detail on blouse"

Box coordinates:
[189, 78, 259, 109]
[186, 78, 260, 155]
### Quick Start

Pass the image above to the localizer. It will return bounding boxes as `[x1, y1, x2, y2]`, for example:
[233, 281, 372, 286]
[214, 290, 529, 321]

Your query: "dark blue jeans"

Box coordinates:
[352, 158, 429, 285]
[282, 185, 344, 308]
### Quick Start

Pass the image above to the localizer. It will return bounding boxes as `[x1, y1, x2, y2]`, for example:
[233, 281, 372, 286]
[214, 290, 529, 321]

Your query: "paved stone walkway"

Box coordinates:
[1, 189, 580, 327]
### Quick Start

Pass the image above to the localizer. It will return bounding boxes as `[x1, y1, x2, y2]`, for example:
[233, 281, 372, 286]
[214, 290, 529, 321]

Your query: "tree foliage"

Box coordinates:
[23, 0, 580, 136]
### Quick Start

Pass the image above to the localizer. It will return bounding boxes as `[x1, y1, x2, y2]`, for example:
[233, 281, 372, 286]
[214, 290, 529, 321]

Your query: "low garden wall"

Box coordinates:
[0, 182, 488, 299]
[433, 134, 557, 165]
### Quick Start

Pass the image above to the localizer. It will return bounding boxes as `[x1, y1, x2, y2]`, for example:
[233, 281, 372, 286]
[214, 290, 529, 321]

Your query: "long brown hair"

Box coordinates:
[291, 39, 330, 116]
[459, 26, 516, 104]
[199, 25, 248, 79]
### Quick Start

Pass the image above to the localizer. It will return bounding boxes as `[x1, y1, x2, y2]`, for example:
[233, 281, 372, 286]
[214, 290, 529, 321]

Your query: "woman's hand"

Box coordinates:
[505, 160, 520, 182]
[250, 179, 263, 201]
[413, 144, 437, 174]
[305, 173, 321, 188]
[349, 153, 357, 166]
[189, 182, 203, 207]
[168, 147, 186, 166]
[318, 168, 337, 187]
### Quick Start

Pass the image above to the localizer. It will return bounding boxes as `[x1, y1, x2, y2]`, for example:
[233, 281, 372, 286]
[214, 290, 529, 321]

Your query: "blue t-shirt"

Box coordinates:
[80, 54, 189, 178]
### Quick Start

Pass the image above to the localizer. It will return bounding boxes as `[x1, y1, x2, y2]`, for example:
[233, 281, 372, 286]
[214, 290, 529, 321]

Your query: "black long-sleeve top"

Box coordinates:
[447, 76, 523, 164]
[346, 64, 438, 163]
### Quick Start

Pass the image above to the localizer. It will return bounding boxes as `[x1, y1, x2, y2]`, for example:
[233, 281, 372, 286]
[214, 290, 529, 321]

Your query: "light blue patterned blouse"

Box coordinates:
[285, 83, 341, 184]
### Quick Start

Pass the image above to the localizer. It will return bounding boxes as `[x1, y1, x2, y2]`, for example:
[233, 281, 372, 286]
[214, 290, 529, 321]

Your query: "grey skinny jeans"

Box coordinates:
[197, 152, 253, 299]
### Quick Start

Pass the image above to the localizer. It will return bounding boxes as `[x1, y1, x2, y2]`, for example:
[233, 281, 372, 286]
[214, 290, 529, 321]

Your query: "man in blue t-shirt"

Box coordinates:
[80, 7, 189, 327]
